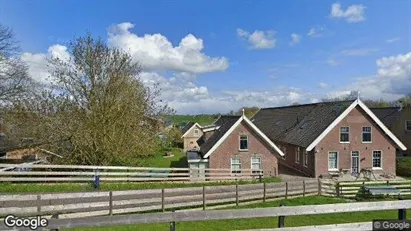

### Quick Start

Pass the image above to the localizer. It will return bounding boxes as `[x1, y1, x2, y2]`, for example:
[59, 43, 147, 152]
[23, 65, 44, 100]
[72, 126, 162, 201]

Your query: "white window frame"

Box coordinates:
[339, 126, 350, 143]
[406, 121, 411, 131]
[295, 147, 300, 164]
[361, 126, 372, 143]
[303, 149, 308, 167]
[239, 135, 249, 151]
[251, 156, 262, 173]
[372, 150, 383, 169]
[231, 157, 242, 173]
[328, 151, 339, 171]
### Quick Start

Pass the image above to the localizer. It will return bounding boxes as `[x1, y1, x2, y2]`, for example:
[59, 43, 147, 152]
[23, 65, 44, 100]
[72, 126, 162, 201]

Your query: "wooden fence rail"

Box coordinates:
[320, 180, 411, 198]
[1, 199, 409, 230]
[0, 163, 267, 182]
[0, 180, 319, 219]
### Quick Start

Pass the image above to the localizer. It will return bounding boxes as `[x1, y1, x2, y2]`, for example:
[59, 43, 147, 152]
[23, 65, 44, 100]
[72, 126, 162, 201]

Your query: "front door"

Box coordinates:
[351, 151, 360, 174]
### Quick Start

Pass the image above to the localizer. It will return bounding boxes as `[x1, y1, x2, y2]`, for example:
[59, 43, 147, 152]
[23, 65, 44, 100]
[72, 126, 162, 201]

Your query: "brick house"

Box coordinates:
[186, 115, 284, 177]
[371, 107, 411, 156]
[252, 99, 407, 178]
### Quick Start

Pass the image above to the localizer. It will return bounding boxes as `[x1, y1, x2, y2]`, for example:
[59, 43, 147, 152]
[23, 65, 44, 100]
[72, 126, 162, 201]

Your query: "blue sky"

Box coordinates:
[1, 0, 411, 114]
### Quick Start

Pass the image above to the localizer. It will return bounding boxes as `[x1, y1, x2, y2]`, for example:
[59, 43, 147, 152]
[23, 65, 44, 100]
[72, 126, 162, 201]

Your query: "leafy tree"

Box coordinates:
[0, 24, 32, 103]
[3, 34, 172, 165]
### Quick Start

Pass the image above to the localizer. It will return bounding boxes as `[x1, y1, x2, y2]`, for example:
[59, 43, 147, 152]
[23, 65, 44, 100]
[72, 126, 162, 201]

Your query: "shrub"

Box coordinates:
[396, 157, 411, 177]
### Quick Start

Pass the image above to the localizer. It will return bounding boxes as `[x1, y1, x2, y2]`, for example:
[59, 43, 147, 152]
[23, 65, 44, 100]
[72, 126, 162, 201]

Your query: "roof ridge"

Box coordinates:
[260, 100, 355, 110]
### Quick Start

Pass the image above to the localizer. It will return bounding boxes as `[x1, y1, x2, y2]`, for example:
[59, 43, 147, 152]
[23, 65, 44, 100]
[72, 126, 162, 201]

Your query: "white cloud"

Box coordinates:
[21, 44, 70, 85]
[237, 28, 276, 49]
[108, 22, 228, 74]
[345, 52, 411, 100]
[330, 3, 366, 23]
[289, 33, 301, 46]
[326, 59, 339, 66]
[319, 82, 328, 88]
[341, 48, 379, 56]
[307, 27, 327, 38]
[386, 37, 401, 43]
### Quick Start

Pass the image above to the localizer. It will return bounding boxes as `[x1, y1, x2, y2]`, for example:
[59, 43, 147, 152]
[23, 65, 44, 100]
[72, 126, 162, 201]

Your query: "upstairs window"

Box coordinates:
[406, 121, 411, 131]
[194, 129, 199, 135]
[239, 135, 248, 150]
[231, 157, 242, 173]
[362, 127, 372, 143]
[340, 127, 350, 143]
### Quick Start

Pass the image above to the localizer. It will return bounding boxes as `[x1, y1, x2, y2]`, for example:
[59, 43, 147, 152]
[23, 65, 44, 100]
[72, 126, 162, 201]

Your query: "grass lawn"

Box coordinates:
[138, 148, 187, 168]
[0, 177, 280, 193]
[66, 196, 407, 231]
[167, 115, 218, 126]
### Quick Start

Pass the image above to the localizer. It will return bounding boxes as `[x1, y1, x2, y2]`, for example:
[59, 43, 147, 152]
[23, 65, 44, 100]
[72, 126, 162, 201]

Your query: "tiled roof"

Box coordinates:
[199, 115, 241, 155]
[252, 100, 355, 147]
[370, 107, 401, 128]
[181, 121, 195, 134]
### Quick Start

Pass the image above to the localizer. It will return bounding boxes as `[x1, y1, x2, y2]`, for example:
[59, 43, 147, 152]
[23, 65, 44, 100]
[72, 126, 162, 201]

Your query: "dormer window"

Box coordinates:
[239, 135, 248, 151]
[406, 121, 411, 131]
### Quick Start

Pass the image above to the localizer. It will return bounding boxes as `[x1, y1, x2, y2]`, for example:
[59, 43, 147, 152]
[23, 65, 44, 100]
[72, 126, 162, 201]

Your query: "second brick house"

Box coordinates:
[252, 99, 407, 178]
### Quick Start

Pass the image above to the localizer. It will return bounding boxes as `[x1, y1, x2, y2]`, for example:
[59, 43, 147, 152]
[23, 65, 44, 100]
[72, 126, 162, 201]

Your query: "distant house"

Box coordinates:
[181, 122, 203, 152]
[371, 107, 411, 156]
[185, 115, 284, 177]
[252, 99, 407, 178]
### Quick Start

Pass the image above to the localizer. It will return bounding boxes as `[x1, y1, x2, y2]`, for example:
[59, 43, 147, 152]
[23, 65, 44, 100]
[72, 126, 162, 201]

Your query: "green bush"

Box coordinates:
[396, 157, 411, 177]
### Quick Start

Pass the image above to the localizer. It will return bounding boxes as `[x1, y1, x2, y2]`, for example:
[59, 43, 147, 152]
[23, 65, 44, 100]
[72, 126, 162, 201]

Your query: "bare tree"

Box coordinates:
[4, 34, 172, 166]
[0, 24, 31, 102]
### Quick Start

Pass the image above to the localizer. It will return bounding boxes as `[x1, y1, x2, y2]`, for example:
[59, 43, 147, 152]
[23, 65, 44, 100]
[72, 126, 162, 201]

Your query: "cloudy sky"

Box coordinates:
[1, 0, 411, 114]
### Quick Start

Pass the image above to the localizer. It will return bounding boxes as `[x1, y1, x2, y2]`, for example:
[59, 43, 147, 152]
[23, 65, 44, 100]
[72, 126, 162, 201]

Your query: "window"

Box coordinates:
[362, 127, 372, 143]
[239, 135, 248, 150]
[372, 151, 382, 168]
[406, 121, 411, 131]
[328, 152, 338, 170]
[251, 157, 262, 174]
[303, 149, 308, 167]
[231, 157, 242, 173]
[340, 127, 349, 143]
[295, 147, 300, 163]
[194, 129, 199, 135]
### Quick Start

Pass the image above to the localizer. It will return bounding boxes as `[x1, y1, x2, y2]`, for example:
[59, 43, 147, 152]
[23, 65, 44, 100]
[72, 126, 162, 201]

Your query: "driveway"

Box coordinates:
[277, 164, 313, 182]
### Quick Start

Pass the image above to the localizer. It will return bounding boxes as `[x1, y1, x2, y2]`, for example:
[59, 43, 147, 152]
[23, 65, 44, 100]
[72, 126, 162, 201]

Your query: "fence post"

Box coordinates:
[263, 183, 266, 202]
[278, 201, 285, 228]
[303, 181, 305, 197]
[398, 197, 406, 220]
[169, 209, 176, 231]
[336, 182, 340, 197]
[259, 172, 262, 183]
[94, 169, 100, 190]
[386, 180, 389, 185]
[285, 182, 288, 199]
[236, 184, 239, 206]
[162, 188, 165, 212]
[108, 191, 113, 216]
[36, 194, 41, 213]
[50, 213, 59, 231]
[203, 186, 206, 210]
[317, 179, 321, 196]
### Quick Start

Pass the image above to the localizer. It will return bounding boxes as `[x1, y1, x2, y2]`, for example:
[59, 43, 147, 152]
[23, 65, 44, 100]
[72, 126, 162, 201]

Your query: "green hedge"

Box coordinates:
[397, 157, 411, 177]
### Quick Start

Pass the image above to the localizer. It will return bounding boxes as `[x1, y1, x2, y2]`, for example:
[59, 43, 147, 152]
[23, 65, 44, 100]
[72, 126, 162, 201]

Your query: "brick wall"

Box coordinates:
[208, 120, 279, 177]
[277, 142, 315, 177]
[315, 105, 396, 177]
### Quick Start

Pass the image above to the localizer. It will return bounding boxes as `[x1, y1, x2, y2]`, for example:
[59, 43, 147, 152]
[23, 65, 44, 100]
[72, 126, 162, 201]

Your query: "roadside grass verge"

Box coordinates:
[65, 196, 408, 231]
[0, 177, 280, 193]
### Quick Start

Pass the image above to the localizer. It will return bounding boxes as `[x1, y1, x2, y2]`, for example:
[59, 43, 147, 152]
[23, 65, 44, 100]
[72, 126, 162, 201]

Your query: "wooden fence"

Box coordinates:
[0, 163, 265, 182]
[1, 199, 409, 230]
[320, 179, 411, 198]
[0, 180, 319, 219]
